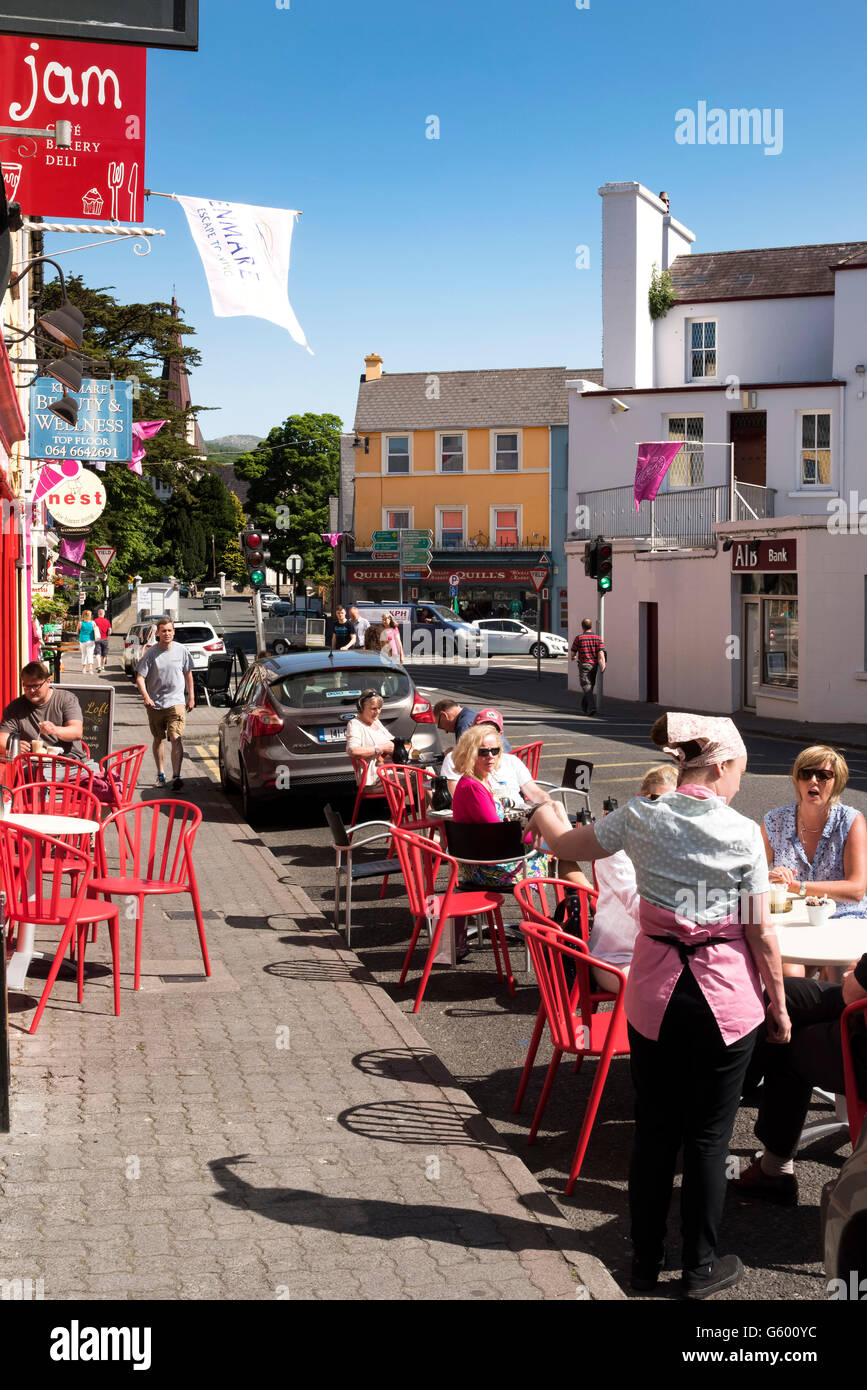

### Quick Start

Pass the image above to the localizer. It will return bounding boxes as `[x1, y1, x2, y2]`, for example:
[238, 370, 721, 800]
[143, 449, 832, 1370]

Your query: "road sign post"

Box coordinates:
[529, 564, 550, 683]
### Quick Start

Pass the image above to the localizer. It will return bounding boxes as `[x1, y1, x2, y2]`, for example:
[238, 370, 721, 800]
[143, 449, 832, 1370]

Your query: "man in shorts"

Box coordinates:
[93, 608, 111, 674]
[135, 618, 195, 789]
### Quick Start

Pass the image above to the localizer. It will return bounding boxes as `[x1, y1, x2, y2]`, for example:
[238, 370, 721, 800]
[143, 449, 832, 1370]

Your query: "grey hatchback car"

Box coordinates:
[217, 650, 442, 822]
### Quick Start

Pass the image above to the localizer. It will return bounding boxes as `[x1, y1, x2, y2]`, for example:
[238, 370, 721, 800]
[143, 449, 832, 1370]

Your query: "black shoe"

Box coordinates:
[630, 1255, 664, 1292]
[682, 1254, 743, 1299]
[172, 775, 184, 791]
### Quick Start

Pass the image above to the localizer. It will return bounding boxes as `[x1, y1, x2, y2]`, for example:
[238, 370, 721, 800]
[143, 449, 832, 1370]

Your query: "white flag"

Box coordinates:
[176, 195, 312, 352]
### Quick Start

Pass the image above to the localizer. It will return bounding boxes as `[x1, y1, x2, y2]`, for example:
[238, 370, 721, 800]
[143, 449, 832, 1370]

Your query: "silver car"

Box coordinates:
[472, 617, 568, 658]
[217, 649, 442, 823]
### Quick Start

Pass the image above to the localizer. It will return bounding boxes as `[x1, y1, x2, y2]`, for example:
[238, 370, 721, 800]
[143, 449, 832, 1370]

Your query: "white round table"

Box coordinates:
[2, 812, 100, 990]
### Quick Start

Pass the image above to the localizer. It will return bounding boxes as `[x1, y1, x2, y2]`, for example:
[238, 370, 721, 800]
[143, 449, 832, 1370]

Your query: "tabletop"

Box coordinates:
[2, 812, 100, 836]
[773, 903, 867, 966]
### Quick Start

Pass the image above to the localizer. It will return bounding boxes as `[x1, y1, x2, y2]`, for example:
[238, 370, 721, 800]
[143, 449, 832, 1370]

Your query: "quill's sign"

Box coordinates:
[0, 37, 146, 221]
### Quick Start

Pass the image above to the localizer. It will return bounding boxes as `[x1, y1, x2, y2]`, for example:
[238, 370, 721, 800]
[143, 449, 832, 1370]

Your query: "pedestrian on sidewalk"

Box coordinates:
[349, 604, 371, 650]
[93, 608, 111, 674]
[135, 617, 195, 790]
[76, 609, 98, 674]
[570, 617, 606, 716]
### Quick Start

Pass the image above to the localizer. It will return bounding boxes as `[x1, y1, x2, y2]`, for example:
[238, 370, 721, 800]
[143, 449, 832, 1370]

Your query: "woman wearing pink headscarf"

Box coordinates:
[532, 713, 789, 1300]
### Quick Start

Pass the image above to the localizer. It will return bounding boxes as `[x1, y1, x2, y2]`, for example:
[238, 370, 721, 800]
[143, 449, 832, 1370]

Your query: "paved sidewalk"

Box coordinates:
[0, 651, 620, 1301]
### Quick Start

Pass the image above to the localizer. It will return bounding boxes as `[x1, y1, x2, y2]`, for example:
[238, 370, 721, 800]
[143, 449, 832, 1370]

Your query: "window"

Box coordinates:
[385, 436, 410, 474]
[667, 416, 704, 486]
[439, 434, 464, 473]
[762, 598, 798, 690]
[689, 320, 717, 379]
[439, 508, 465, 549]
[493, 509, 519, 548]
[493, 432, 519, 471]
[799, 412, 831, 486]
[384, 509, 411, 530]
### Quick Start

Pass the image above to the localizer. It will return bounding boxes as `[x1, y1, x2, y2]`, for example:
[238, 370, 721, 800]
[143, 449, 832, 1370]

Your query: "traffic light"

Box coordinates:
[596, 540, 613, 594]
[584, 541, 597, 579]
[240, 524, 271, 589]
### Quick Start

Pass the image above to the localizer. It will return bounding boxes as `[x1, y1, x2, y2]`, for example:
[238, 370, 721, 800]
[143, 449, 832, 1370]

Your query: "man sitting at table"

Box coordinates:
[734, 956, 867, 1204]
[0, 661, 85, 760]
[434, 699, 512, 753]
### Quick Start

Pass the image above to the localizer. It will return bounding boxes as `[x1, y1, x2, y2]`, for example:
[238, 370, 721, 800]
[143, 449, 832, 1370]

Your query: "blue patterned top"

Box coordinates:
[763, 802, 867, 918]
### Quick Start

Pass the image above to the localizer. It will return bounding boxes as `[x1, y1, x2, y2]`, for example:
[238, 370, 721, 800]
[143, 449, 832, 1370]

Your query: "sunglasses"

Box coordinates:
[478, 747, 501, 758]
[797, 768, 834, 783]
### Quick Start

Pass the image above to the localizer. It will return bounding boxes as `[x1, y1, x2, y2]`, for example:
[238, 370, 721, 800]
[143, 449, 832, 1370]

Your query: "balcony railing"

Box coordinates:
[352, 534, 549, 553]
[573, 484, 775, 550]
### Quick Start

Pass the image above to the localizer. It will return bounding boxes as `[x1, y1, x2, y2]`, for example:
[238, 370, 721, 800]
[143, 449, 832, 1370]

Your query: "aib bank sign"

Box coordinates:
[0, 36, 146, 221]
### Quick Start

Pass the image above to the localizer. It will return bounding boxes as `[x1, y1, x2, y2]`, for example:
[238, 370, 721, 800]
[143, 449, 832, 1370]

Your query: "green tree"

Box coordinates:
[87, 463, 165, 595]
[234, 413, 341, 581]
[220, 490, 247, 584]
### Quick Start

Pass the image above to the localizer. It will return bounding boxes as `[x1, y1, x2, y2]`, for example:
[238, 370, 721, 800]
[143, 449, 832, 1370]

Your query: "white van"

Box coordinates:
[353, 601, 482, 657]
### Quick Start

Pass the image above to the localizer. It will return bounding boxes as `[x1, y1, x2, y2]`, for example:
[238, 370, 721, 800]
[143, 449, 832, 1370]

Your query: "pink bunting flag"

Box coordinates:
[129, 419, 168, 474]
[634, 442, 684, 510]
[321, 533, 342, 548]
[55, 536, 87, 576]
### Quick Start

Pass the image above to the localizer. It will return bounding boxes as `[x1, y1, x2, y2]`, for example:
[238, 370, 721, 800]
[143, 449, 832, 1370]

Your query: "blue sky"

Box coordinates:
[45, 0, 867, 438]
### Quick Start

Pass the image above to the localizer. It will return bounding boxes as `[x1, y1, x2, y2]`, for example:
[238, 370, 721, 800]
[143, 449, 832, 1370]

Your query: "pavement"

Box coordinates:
[0, 644, 621, 1302]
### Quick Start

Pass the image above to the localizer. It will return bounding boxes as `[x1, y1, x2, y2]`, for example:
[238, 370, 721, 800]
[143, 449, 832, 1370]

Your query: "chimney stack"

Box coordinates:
[364, 353, 383, 382]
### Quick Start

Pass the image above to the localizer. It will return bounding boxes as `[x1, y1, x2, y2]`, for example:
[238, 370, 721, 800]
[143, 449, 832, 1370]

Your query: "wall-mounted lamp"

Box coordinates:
[721, 538, 734, 552]
[352, 435, 370, 453]
[5, 256, 86, 424]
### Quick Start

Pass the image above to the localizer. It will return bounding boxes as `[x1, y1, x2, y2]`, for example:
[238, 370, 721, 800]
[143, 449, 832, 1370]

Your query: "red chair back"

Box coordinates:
[519, 918, 626, 1054]
[11, 780, 101, 825]
[842, 998, 867, 1147]
[390, 825, 458, 919]
[514, 876, 597, 943]
[99, 744, 146, 809]
[512, 742, 543, 779]
[97, 798, 202, 886]
[10, 754, 94, 792]
[0, 823, 91, 925]
[377, 764, 434, 828]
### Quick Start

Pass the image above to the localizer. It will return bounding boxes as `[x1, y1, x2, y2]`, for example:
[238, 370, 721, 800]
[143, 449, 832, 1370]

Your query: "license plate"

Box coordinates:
[317, 726, 346, 744]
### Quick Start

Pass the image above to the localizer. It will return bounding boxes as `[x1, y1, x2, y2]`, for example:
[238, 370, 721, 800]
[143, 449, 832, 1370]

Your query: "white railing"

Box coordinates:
[573, 484, 775, 550]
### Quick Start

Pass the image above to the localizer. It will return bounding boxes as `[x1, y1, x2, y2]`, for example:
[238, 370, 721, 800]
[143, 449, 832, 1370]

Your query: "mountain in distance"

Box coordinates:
[205, 434, 264, 463]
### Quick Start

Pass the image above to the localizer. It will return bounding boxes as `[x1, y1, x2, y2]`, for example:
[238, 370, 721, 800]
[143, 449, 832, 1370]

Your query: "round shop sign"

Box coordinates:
[44, 467, 107, 528]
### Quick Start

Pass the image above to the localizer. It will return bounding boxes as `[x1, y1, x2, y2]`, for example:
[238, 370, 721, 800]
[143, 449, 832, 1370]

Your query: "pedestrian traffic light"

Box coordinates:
[584, 540, 597, 579]
[597, 540, 613, 594]
[240, 524, 271, 589]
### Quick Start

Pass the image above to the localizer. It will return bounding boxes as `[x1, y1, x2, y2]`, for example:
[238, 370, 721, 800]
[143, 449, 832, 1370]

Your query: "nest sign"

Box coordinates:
[45, 468, 107, 528]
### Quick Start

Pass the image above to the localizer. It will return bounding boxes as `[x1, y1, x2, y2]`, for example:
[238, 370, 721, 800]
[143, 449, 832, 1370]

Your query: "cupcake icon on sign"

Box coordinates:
[82, 187, 103, 216]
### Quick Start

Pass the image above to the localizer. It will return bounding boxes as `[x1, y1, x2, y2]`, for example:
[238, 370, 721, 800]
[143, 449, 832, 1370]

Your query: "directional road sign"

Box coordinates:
[93, 546, 116, 571]
[402, 565, 432, 579]
[401, 529, 433, 542]
[372, 530, 400, 544]
[372, 551, 402, 561]
[529, 567, 549, 592]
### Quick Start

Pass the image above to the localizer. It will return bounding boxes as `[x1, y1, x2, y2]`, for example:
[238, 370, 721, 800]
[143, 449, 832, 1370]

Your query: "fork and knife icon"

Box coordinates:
[107, 161, 139, 221]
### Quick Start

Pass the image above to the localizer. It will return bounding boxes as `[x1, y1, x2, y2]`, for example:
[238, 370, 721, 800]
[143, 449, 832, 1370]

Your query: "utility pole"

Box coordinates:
[596, 589, 605, 715]
[211, 533, 216, 580]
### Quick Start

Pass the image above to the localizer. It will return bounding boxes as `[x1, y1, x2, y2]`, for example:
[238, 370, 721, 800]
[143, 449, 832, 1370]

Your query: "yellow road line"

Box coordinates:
[194, 744, 220, 780]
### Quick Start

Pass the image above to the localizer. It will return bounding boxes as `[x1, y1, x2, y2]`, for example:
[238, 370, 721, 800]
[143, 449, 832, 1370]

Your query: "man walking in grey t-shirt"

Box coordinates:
[135, 618, 195, 789]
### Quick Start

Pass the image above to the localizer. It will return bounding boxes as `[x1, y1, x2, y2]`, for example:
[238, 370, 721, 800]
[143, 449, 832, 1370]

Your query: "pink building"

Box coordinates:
[567, 182, 867, 724]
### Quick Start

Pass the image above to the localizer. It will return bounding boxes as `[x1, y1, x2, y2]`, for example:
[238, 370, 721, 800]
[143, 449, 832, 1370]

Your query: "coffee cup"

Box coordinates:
[769, 884, 788, 912]
[30, 738, 45, 754]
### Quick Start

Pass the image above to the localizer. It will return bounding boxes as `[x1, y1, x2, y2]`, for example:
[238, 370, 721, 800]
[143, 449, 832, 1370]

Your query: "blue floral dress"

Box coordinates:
[763, 802, 867, 919]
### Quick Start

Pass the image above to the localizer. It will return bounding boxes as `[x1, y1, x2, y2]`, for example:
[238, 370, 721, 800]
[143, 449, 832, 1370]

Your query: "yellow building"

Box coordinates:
[346, 354, 594, 622]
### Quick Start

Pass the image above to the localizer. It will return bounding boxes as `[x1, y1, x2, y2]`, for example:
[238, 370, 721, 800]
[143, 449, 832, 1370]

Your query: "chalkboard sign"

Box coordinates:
[56, 684, 114, 762]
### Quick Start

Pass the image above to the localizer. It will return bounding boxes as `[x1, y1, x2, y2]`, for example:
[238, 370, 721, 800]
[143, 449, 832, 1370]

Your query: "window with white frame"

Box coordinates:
[439, 433, 465, 473]
[385, 436, 410, 474]
[492, 508, 519, 548]
[438, 508, 465, 549]
[689, 320, 717, 379]
[384, 508, 411, 530]
[667, 415, 705, 486]
[492, 431, 520, 471]
[799, 412, 831, 486]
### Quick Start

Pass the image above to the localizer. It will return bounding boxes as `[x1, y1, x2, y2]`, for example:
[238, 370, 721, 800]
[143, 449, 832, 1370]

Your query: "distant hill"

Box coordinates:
[205, 434, 264, 463]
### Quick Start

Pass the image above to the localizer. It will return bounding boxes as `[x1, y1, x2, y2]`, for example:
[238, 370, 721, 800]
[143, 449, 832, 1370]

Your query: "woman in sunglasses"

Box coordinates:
[762, 746, 867, 975]
[450, 723, 552, 888]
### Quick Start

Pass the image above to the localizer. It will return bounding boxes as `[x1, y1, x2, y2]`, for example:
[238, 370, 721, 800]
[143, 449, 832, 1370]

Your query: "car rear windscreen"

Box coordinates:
[271, 667, 411, 708]
[174, 627, 216, 643]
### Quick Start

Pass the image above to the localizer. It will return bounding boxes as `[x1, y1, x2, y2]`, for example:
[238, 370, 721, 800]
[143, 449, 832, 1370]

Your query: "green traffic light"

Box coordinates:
[598, 576, 612, 592]
[250, 569, 266, 587]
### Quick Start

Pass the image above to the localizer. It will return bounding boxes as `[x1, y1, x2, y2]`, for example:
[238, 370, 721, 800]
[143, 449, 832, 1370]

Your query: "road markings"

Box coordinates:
[194, 743, 220, 781]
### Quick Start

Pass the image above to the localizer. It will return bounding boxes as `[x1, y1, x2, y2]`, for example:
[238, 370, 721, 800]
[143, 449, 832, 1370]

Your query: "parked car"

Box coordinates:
[202, 587, 222, 610]
[217, 649, 441, 823]
[129, 620, 225, 675]
[123, 621, 153, 673]
[257, 589, 279, 612]
[471, 617, 568, 658]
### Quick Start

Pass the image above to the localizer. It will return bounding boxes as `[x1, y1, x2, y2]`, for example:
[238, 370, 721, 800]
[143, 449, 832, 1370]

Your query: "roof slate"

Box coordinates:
[353, 365, 603, 431]
[669, 242, 867, 301]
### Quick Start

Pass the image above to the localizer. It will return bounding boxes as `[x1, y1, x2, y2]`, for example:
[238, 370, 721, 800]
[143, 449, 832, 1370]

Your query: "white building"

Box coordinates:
[567, 181, 867, 724]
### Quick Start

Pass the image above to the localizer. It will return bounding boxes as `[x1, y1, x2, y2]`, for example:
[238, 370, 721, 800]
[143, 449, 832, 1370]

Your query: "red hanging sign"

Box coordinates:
[0, 36, 146, 221]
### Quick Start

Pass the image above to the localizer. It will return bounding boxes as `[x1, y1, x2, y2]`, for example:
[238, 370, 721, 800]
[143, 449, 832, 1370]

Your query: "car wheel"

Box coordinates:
[530, 642, 549, 659]
[273, 639, 288, 655]
[240, 760, 264, 828]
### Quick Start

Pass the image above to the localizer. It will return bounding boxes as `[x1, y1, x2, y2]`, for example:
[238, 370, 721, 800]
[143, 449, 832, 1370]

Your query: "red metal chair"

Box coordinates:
[10, 753, 94, 791]
[98, 744, 146, 812]
[512, 742, 543, 779]
[88, 799, 211, 991]
[391, 826, 515, 1012]
[348, 753, 389, 828]
[516, 919, 629, 1193]
[0, 823, 120, 1031]
[377, 764, 438, 836]
[841, 997, 867, 1147]
[513, 877, 609, 1109]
